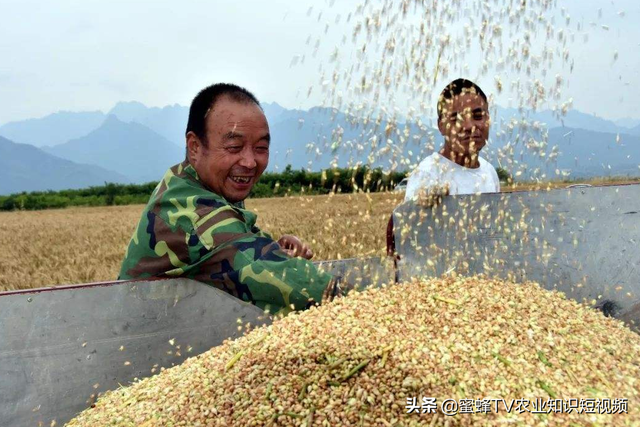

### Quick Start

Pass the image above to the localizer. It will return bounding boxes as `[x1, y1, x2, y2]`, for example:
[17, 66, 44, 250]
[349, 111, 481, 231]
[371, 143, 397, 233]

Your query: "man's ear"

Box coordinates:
[186, 131, 202, 164]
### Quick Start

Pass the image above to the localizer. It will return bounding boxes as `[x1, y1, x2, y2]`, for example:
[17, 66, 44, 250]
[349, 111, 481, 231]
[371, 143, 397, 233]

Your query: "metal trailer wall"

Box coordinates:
[2, 184, 640, 426]
[393, 184, 640, 329]
[0, 258, 394, 427]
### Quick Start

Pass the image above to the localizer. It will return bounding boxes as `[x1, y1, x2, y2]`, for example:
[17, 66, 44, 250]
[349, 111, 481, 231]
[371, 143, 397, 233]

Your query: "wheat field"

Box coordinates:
[0, 192, 404, 292]
[3, 178, 639, 292]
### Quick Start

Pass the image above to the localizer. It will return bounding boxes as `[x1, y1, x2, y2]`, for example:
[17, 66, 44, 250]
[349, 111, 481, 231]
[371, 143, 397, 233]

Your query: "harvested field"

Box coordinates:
[0, 192, 403, 291]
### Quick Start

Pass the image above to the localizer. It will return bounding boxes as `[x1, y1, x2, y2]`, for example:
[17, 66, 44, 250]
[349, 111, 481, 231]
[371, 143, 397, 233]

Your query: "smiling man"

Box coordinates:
[404, 79, 500, 202]
[119, 83, 338, 315]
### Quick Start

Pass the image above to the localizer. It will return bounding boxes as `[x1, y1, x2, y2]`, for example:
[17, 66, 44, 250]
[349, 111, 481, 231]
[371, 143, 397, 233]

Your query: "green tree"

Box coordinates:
[496, 167, 512, 184]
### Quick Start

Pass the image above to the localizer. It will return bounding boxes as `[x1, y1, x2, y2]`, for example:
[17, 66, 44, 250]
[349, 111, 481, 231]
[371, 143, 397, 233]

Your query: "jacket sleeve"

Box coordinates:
[192, 204, 334, 315]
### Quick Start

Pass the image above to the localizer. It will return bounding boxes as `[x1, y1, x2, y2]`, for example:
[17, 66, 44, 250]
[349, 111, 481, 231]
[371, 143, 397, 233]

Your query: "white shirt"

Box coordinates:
[404, 153, 500, 202]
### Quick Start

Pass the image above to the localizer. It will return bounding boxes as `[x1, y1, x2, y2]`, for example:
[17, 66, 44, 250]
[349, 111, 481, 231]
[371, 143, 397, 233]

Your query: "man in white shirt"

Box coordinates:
[404, 79, 500, 203]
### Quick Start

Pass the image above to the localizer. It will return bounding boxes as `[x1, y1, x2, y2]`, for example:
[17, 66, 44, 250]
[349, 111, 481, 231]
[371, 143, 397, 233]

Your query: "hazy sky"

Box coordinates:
[0, 0, 638, 125]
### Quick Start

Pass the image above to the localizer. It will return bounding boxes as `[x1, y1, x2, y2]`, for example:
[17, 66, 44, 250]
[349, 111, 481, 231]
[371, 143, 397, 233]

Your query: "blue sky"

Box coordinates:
[0, 0, 638, 124]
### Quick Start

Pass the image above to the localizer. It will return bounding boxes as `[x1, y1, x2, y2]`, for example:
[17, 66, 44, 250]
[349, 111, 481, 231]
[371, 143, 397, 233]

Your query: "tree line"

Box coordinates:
[0, 166, 406, 211]
[0, 165, 512, 211]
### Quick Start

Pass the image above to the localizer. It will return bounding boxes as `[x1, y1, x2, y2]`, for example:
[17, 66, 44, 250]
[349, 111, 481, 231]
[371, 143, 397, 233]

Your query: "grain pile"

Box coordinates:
[67, 276, 640, 426]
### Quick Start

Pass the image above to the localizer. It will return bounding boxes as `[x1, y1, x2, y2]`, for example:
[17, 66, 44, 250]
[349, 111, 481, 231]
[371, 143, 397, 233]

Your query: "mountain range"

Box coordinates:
[43, 115, 183, 182]
[0, 111, 106, 147]
[0, 100, 639, 195]
[0, 136, 127, 195]
[495, 107, 640, 136]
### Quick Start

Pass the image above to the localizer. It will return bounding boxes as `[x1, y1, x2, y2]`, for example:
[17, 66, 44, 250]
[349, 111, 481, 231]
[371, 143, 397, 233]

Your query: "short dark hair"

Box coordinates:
[437, 78, 488, 121]
[185, 83, 261, 143]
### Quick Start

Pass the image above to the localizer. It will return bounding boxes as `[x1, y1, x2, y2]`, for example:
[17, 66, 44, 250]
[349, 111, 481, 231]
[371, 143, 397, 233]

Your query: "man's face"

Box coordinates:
[187, 97, 270, 203]
[438, 92, 490, 157]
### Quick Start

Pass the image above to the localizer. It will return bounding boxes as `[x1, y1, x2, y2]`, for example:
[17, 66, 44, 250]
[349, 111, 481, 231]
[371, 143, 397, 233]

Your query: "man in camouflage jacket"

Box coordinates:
[119, 84, 338, 315]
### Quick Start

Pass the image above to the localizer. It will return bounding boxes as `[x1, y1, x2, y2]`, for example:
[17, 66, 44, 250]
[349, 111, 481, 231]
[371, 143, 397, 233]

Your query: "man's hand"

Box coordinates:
[322, 277, 342, 303]
[278, 235, 313, 260]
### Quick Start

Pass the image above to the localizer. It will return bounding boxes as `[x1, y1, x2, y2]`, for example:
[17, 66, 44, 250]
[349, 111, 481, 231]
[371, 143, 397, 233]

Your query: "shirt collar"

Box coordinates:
[182, 160, 199, 181]
[435, 152, 483, 170]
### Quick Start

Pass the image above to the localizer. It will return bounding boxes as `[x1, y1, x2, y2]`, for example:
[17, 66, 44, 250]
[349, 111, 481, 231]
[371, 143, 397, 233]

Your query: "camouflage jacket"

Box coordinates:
[119, 161, 334, 315]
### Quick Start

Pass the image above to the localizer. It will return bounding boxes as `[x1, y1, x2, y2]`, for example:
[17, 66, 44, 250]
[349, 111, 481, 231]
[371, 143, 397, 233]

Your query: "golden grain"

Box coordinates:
[66, 276, 640, 426]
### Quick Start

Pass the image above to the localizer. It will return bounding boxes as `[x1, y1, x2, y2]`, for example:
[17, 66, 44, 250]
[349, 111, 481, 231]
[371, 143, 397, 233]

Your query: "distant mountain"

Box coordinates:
[494, 107, 630, 135]
[0, 136, 127, 195]
[548, 127, 640, 178]
[3, 100, 640, 196]
[268, 106, 347, 171]
[258, 108, 637, 179]
[0, 111, 106, 147]
[261, 102, 288, 124]
[44, 115, 183, 182]
[107, 101, 300, 146]
[614, 118, 640, 129]
[267, 106, 440, 172]
[106, 101, 151, 123]
[108, 101, 188, 146]
[490, 125, 640, 179]
[267, 105, 640, 175]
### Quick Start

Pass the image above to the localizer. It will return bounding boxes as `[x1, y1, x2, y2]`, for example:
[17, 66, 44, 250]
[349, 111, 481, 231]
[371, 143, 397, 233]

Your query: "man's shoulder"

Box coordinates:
[412, 153, 439, 172]
[478, 155, 492, 167]
[477, 156, 501, 191]
[119, 163, 252, 280]
[478, 156, 498, 174]
[420, 152, 441, 166]
[147, 162, 234, 231]
[404, 154, 446, 201]
[412, 153, 451, 177]
[155, 162, 222, 201]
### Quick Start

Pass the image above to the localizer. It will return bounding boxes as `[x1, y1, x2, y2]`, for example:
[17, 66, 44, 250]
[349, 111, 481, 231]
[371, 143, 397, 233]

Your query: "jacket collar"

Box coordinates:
[180, 160, 246, 209]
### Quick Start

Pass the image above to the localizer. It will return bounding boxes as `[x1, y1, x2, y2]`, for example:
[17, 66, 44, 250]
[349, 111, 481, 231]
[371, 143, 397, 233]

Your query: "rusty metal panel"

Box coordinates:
[393, 184, 640, 330]
[0, 278, 270, 427]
